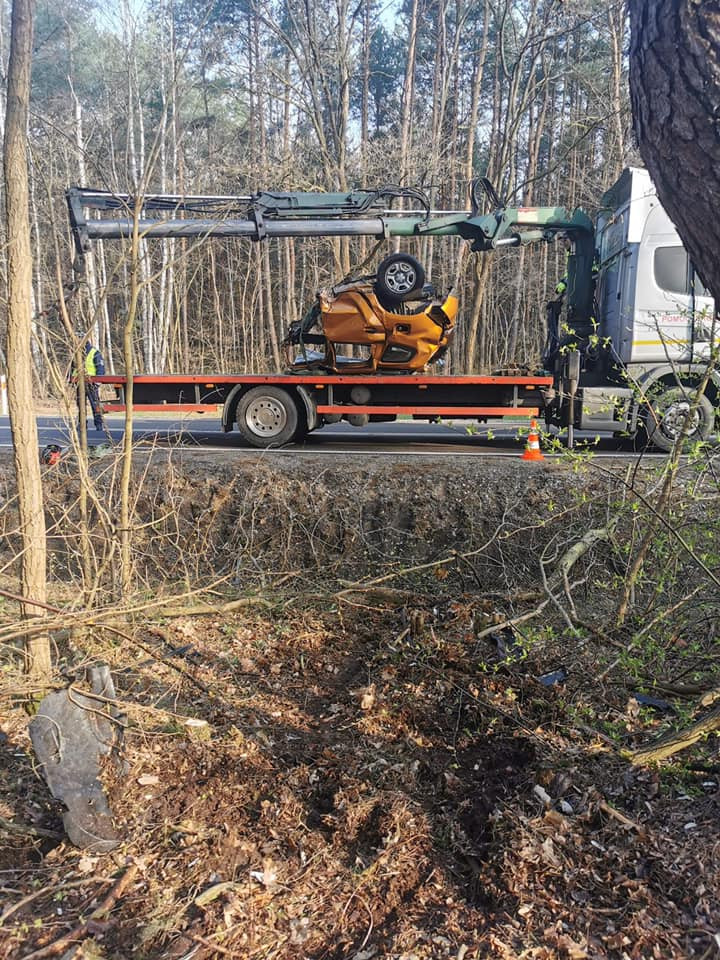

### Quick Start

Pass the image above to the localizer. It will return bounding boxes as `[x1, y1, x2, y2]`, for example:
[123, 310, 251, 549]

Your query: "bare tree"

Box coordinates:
[629, 0, 720, 299]
[4, 0, 50, 682]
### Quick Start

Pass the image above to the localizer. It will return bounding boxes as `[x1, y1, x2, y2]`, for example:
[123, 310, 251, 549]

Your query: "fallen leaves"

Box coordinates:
[2, 598, 719, 960]
[359, 684, 376, 711]
[249, 859, 280, 893]
[137, 774, 160, 786]
[194, 881, 241, 908]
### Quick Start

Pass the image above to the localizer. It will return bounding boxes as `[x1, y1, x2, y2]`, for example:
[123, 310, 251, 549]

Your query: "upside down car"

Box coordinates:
[284, 253, 459, 374]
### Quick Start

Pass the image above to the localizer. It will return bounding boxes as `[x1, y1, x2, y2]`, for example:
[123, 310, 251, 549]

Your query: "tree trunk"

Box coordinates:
[118, 199, 143, 598]
[629, 1, 720, 300]
[398, 0, 419, 185]
[463, 0, 490, 188]
[359, 0, 370, 262]
[607, 5, 626, 182]
[4, 0, 50, 682]
[631, 703, 720, 765]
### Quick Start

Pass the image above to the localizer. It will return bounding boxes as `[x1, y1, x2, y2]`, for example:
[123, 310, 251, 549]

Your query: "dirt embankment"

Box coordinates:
[1, 452, 719, 959]
[0, 450, 636, 587]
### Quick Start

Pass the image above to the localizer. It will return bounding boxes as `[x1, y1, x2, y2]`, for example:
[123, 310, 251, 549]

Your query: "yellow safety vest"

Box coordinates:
[556, 256, 599, 297]
[84, 348, 99, 376]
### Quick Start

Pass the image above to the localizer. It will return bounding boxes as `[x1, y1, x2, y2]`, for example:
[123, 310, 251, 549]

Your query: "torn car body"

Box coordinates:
[285, 272, 459, 374]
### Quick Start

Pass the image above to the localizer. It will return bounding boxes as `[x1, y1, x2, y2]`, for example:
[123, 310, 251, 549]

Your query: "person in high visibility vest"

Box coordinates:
[555, 249, 600, 299]
[76, 342, 106, 431]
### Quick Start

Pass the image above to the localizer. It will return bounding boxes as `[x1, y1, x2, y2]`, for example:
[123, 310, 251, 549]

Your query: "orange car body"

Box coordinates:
[316, 281, 459, 373]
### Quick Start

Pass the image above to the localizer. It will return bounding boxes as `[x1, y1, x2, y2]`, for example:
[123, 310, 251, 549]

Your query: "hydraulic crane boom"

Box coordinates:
[66, 181, 596, 333]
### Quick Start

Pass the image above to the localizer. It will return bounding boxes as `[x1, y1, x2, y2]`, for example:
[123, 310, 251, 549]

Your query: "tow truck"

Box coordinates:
[66, 168, 718, 450]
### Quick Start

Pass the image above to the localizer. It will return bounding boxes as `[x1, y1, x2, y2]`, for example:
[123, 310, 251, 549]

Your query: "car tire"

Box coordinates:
[374, 253, 425, 308]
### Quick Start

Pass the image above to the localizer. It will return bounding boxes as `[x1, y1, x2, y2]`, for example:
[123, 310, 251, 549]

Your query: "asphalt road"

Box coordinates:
[0, 414, 660, 458]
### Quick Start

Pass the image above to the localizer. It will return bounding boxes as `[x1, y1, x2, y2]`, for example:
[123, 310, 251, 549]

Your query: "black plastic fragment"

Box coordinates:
[631, 692, 674, 713]
[537, 668, 568, 686]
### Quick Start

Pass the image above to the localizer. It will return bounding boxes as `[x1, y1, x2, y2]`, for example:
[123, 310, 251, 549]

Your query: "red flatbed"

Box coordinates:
[94, 371, 552, 446]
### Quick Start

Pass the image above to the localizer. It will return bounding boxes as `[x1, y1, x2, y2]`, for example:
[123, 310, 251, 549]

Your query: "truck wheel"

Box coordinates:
[644, 387, 715, 452]
[236, 386, 300, 448]
[374, 253, 425, 307]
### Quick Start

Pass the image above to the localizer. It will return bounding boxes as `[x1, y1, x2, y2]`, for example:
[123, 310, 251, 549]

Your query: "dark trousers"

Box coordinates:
[79, 381, 104, 430]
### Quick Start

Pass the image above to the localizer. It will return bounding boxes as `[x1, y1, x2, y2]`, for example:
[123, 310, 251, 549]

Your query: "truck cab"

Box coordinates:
[569, 167, 718, 450]
[597, 166, 714, 369]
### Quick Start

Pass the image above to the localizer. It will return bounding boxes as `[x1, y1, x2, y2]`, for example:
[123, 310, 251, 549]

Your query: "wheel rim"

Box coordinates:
[385, 261, 417, 294]
[659, 399, 700, 440]
[244, 396, 288, 438]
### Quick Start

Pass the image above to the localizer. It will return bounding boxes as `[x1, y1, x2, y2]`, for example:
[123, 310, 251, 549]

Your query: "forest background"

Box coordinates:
[1, 0, 629, 384]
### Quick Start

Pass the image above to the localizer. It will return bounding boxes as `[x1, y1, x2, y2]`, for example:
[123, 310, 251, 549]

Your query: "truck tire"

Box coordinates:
[236, 386, 301, 448]
[644, 387, 715, 452]
[374, 253, 425, 307]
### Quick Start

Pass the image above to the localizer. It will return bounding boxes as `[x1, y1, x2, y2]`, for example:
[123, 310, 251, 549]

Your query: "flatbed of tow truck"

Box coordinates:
[94, 372, 552, 448]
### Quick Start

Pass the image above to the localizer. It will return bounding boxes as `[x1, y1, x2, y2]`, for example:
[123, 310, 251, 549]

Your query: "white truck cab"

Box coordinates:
[572, 167, 718, 450]
[598, 167, 714, 368]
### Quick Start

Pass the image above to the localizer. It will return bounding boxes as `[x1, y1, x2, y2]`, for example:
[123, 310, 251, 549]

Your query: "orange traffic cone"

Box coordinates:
[521, 419, 545, 461]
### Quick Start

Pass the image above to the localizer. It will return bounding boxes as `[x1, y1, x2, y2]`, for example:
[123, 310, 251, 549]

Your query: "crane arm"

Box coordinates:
[66, 182, 596, 332]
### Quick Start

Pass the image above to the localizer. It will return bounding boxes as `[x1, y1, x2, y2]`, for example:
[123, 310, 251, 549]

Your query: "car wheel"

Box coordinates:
[236, 386, 300, 448]
[374, 253, 425, 308]
[644, 386, 715, 452]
